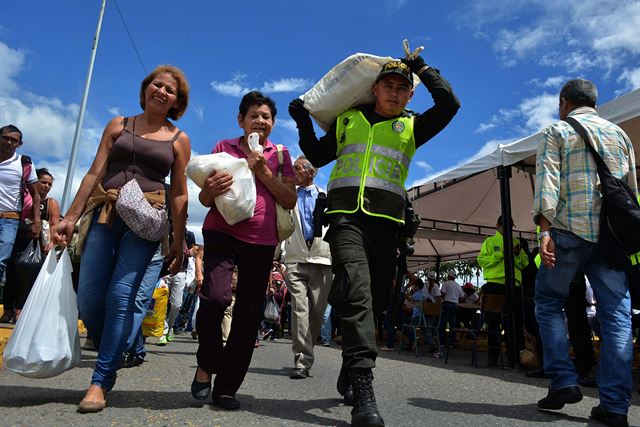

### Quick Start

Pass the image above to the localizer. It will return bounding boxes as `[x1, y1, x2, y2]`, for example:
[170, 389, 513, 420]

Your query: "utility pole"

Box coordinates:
[61, 0, 107, 212]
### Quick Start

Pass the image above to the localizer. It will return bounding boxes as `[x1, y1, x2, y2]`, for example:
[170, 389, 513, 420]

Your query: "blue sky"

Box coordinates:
[1, 0, 638, 242]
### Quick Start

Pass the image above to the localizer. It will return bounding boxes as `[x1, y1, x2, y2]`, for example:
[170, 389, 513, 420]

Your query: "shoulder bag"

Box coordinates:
[274, 144, 295, 242]
[563, 117, 640, 270]
[115, 117, 169, 242]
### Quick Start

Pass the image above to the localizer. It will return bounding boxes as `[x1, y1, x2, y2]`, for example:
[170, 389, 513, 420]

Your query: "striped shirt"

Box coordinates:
[533, 107, 637, 243]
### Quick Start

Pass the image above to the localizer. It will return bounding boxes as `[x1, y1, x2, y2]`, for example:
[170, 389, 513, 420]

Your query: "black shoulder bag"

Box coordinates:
[563, 117, 640, 270]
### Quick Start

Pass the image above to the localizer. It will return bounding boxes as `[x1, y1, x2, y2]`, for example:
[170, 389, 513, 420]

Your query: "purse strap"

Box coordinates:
[276, 144, 284, 180]
[129, 116, 137, 181]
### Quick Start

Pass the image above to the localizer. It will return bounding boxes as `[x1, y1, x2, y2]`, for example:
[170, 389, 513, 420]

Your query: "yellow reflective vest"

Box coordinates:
[477, 231, 530, 285]
[326, 109, 416, 223]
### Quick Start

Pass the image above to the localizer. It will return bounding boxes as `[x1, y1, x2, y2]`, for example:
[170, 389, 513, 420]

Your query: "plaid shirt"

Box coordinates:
[533, 107, 637, 243]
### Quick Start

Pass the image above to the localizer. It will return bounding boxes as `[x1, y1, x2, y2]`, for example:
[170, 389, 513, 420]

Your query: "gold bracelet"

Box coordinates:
[417, 65, 430, 75]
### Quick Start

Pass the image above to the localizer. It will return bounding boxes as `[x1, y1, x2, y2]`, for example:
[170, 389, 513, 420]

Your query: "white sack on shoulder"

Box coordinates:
[302, 53, 421, 132]
[185, 153, 256, 225]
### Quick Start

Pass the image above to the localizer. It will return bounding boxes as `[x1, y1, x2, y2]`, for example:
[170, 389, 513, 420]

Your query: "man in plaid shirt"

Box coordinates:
[533, 78, 637, 427]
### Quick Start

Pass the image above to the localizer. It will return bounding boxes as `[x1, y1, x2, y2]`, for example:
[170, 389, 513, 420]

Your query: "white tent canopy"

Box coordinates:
[406, 88, 640, 271]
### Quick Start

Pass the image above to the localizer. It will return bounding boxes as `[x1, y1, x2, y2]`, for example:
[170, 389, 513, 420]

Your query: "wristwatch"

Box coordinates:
[537, 230, 551, 239]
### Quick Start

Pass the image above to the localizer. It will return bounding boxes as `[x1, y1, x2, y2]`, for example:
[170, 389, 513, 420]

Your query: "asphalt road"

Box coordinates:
[1, 333, 639, 427]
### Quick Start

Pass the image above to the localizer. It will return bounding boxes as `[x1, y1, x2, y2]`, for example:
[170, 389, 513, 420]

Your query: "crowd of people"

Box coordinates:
[0, 50, 637, 427]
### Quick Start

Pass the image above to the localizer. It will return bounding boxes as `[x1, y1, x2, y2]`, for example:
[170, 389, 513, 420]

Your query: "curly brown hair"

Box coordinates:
[139, 65, 190, 120]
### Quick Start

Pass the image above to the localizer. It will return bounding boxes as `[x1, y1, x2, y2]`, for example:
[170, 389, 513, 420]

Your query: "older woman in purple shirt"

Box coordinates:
[193, 91, 296, 410]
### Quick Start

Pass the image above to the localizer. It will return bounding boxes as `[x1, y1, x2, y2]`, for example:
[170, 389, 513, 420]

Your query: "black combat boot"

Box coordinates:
[349, 368, 385, 427]
[336, 366, 354, 405]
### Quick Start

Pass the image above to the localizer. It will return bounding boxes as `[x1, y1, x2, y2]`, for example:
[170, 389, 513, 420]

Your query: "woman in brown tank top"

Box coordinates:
[55, 65, 191, 413]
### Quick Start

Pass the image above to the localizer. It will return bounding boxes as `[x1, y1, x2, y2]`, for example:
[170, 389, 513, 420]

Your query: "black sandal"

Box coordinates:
[212, 394, 240, 410]
[191, 369, 212, 401]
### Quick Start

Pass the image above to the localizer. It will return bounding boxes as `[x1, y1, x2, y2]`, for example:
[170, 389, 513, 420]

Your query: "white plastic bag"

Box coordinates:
[302, 53, 421, 131]
[186, 152, 256, 225]
[3, 250, 81, 378]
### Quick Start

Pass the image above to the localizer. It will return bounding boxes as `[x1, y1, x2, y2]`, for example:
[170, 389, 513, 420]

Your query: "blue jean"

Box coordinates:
[439, 302, 458, 346]
[535, 229, 633, 414]
[402, 312, 437, 347]
[320, 304, 332, 343]
[125, 246, 164, 358]
[0, 218, 19, 280]
[77, 212, 159, 390]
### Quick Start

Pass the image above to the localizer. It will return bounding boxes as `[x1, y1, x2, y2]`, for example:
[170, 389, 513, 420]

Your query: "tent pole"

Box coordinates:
[497, 165, 518, 369]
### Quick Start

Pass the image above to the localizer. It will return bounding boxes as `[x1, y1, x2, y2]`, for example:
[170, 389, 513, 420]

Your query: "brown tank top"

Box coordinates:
[102, 117, 179, 192]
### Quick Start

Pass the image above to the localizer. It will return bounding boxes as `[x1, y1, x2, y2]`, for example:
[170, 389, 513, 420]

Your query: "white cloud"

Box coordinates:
[617, 67, 640, 93]
[415, 160, 433, 172]
[193, 105, 204, 121]
[386, 0, 408, 12]
[0, 41, 104, 204]
[211, 73, 251, 97]
[277, 118, 298, 133]
[211, 74, 311, 97]
[587, 1, 640, 55]
[458, 1, 639, 75]
[529, 76, 567, 88]
[538, 51, 598, 73]
[0, 41, 24, 94]
[261, 78, 311, 94]
[474, 122, 496, 134]
[518, 93, 558, 132]
[493, 25, 551, 63]
[107, 106, 121, 116]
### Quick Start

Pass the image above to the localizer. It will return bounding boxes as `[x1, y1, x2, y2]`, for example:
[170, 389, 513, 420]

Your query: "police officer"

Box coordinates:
[477, 215, 529, 366]
[288, 53, 459, 427]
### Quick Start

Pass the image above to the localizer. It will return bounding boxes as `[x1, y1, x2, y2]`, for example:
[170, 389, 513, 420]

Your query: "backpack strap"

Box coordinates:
[20, 155, 34, 221]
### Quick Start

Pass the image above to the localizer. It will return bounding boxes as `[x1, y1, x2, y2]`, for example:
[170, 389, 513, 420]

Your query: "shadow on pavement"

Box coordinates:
[230, 395, 350, 426]
[247, 366, 293, 376]
[408, 397, 596, 424]
[0, 385, 350, 425]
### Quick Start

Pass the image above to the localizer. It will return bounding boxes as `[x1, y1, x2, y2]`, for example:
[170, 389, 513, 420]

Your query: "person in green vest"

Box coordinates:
[288, 55, 459, 427]
[477, 215, 529, 366]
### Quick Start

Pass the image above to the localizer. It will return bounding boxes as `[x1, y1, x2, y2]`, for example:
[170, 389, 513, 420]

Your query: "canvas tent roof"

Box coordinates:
[405, 88, 640, 271]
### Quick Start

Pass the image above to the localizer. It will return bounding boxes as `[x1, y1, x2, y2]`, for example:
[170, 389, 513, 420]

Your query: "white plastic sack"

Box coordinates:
[302, 53, 422, 131]
[186, 152, 256, 225]
[3, 250, 81, 378]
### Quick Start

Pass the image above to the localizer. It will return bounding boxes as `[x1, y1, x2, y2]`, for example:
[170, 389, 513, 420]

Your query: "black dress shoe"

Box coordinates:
[213, 394, 240, 410]
[578, 376, 597, 388]
[191, 371, 212, 401]
[526, 367, 549, 378]
[123, 354, 144, 369]
[537, 386, 582, 410]
[590, 405, 629, 427]
[289, 367, 309, 379]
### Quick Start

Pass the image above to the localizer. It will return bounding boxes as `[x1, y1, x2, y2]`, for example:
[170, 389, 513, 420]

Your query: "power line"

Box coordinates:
[112, 0, 148, 74]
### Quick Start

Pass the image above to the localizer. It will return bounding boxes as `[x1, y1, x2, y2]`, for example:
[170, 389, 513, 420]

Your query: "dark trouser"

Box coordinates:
[628, 263, 640, 311]
[325, 213, 398, 369]
[481, 282, 523, 364]
[439, 302, 458, 346]
[196, 230, 275, 396]
[5, 222, 32, 310]
[565, 273, 594, 378]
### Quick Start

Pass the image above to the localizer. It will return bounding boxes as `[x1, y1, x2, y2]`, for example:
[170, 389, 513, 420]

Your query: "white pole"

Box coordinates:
[61, 0, 107, 212]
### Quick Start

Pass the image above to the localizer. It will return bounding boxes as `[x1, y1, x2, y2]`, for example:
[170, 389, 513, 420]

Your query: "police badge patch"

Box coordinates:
[392, 120, 405, 133]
